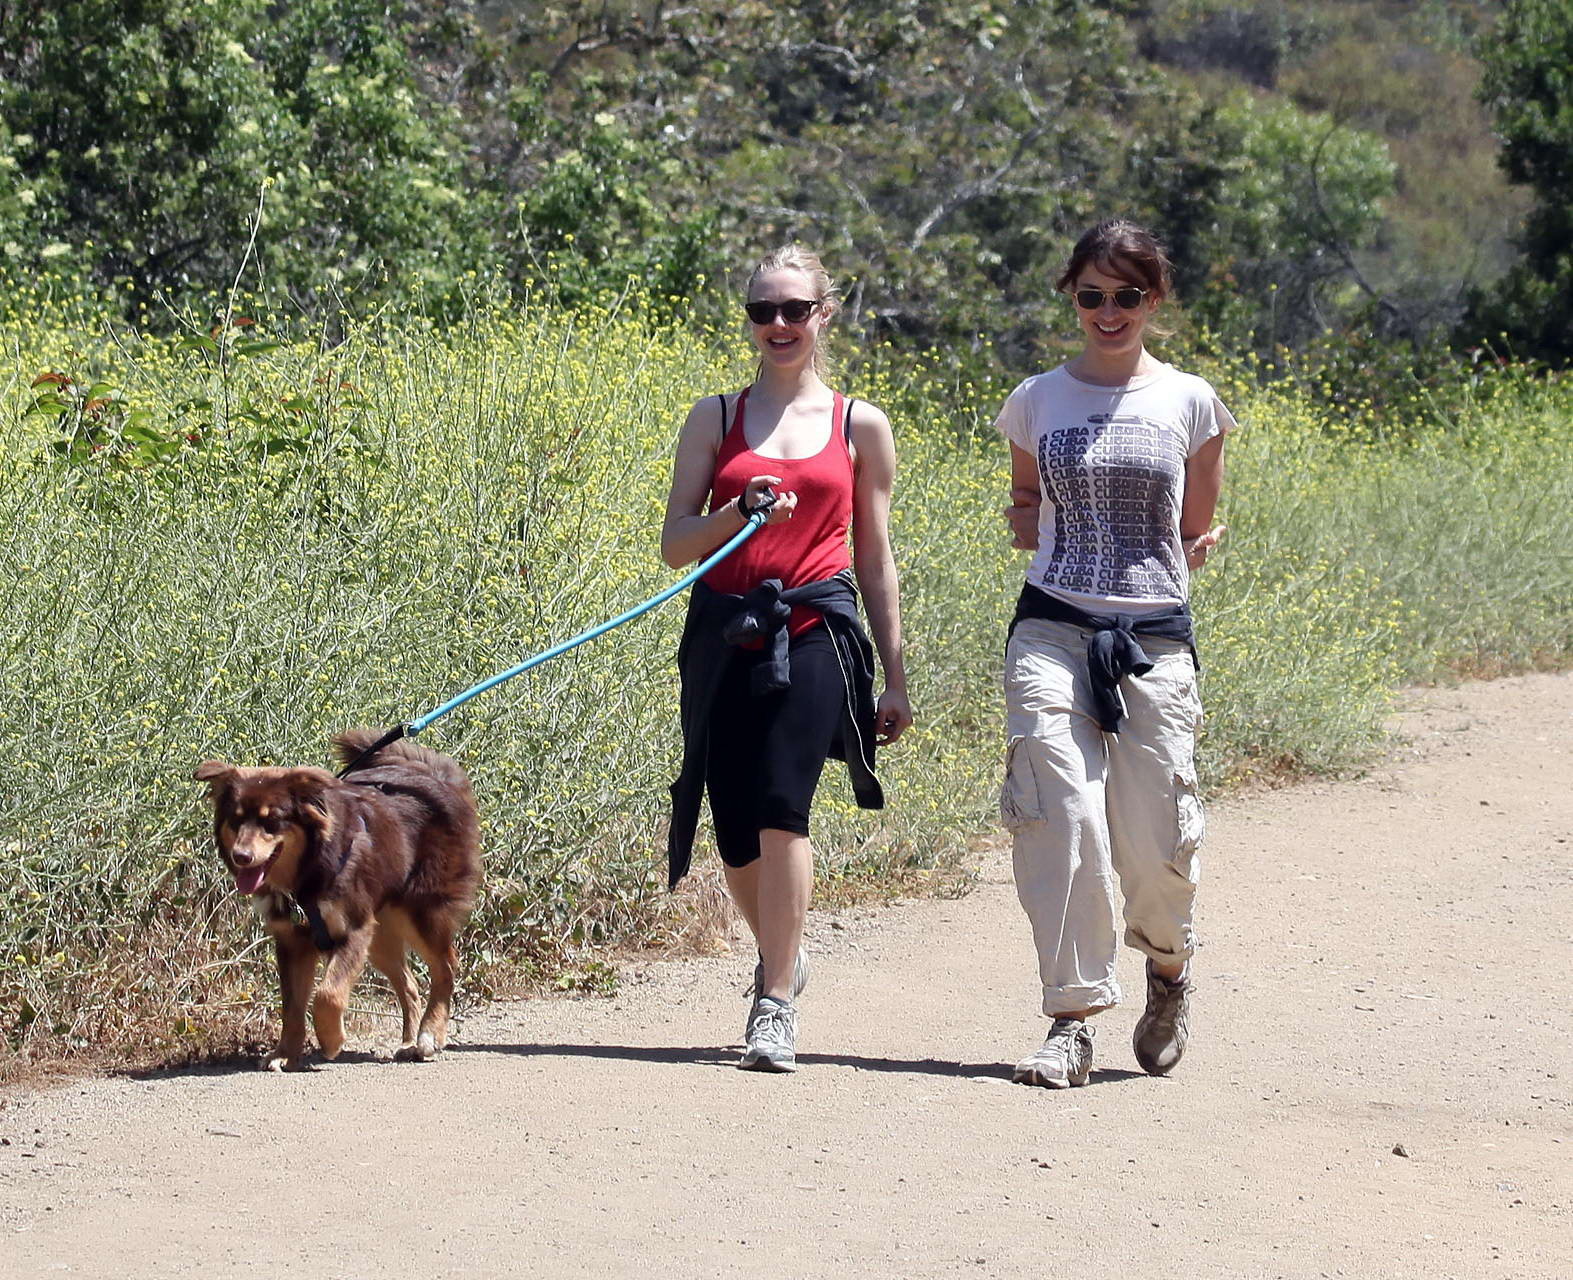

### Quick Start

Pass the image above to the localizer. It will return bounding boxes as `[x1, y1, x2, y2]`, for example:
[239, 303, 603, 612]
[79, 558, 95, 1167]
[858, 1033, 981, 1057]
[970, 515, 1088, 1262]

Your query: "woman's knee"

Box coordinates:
[757, 825, 811, 858]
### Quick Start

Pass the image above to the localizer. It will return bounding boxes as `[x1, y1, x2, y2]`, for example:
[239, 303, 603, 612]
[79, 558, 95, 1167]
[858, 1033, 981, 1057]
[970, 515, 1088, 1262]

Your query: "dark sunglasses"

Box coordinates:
[1071, 285, 1149, 311]
[744, 298, 819, 325]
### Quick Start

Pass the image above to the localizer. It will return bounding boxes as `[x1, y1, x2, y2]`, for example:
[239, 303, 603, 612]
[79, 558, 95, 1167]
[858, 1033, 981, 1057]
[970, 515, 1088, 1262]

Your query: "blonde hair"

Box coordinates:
[747, 245, 840, 310]
[746, 245, 840, 376]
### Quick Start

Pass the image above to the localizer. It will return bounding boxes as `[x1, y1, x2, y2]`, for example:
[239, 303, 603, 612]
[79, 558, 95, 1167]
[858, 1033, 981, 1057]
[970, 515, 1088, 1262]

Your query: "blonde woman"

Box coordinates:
[662, 246, 912, 1072]
[997, 220, 1230, 1088]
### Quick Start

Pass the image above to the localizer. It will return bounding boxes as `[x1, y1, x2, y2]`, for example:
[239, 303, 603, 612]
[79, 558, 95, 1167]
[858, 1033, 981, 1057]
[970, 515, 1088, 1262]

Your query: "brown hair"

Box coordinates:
[1055, 219, 1174, 299]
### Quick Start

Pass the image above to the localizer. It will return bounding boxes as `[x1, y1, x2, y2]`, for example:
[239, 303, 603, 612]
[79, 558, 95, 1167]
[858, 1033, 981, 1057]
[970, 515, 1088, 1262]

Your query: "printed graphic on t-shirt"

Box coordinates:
[1037, 412, 1185, 600]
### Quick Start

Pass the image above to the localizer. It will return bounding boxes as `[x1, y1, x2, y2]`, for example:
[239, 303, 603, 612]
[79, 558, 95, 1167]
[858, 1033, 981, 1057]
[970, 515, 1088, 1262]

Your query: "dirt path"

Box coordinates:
[3, 674, 1570, 1279]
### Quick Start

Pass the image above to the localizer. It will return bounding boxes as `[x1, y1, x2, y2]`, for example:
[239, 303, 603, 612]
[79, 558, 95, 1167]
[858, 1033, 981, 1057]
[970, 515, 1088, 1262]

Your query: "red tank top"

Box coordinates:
[704, 387, 854, 638]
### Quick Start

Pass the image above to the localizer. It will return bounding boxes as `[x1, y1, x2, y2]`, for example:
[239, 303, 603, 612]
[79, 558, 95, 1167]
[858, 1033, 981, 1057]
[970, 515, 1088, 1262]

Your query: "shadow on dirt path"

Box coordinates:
[2, 673, 1570, 1279]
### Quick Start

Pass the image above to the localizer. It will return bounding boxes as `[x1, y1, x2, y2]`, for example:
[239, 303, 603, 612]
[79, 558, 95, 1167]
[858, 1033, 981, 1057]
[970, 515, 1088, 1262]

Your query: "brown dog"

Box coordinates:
[194, 730, 481, 1071]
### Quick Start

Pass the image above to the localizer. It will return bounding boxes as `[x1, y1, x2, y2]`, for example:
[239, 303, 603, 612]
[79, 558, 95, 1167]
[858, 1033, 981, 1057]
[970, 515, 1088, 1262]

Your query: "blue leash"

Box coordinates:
[337, 500, 774, 776]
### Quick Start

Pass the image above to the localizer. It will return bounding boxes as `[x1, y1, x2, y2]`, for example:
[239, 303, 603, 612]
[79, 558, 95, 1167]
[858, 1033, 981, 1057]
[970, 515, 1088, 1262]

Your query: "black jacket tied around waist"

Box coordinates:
[667, 572, 884, 888]
[1009, 583, 1198, 734]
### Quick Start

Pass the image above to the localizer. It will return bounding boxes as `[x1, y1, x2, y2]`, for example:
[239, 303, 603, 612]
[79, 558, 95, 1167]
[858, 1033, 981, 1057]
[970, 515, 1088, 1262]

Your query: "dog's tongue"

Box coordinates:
[234, 865, 267, 895]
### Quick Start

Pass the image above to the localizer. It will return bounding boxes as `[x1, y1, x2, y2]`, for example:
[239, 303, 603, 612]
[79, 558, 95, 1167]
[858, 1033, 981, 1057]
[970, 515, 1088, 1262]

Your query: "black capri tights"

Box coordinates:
[706, 626, 845, 868]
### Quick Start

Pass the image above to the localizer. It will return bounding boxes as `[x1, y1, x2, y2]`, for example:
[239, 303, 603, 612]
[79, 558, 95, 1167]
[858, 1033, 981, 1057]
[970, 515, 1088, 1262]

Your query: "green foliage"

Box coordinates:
[0, 0, 277, 288]
[1465, 0, 1573, 364]
[2, 278, 1571, 1066]
[26, 369, 184, 472]
[257, 0, 496, 304]
[1285, 29, 1528, 336]
[1138, 0, 1527, 348]
[1128, 89, 1395, 347]
[489, 0, 1160, 360]
[1138, 0, 1311, 87]
[0, 0, 491, 307]
[499, 82, 723, 308]
[0, 0, 1558, 375]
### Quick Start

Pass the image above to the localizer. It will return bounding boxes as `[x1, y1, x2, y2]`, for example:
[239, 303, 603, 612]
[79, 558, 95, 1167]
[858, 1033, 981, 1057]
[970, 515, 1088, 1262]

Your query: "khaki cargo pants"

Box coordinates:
[1002, 617, 1205, 1016]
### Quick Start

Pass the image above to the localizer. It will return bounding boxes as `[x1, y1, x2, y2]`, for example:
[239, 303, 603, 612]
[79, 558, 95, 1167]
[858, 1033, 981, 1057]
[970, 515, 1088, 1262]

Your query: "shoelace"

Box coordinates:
[1034, 1019, 1088, 1061]
[743, 952, 809, 999]
[749, 1002, 795, 1047]
[1145, 976, 1189, 1029]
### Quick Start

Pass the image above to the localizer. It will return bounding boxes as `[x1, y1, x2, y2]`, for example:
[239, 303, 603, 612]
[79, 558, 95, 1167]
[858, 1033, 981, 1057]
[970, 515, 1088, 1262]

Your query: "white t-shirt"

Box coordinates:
[995, 363, 1233, 613]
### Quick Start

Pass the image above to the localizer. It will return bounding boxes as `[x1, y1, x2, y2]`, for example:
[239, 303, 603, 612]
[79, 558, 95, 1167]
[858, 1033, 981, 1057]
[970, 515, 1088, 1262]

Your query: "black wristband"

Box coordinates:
[739, 487, 776, 518]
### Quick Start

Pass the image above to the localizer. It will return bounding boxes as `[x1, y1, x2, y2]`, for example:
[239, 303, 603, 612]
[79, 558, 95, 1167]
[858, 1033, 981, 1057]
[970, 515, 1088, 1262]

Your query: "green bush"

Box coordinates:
[1462, 0, 1573, 365]
[0, 0, 491, 309]
[1, 278, 1568, 1070]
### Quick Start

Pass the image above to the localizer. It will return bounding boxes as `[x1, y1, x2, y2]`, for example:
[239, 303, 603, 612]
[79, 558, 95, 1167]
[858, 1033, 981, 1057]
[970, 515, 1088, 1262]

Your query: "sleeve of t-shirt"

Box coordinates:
[994, 380, 1034, 452]
[1187, 378, 1236, 457]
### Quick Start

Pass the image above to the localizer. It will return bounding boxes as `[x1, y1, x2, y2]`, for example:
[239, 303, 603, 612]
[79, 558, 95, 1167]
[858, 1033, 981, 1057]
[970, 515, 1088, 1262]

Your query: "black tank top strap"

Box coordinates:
[716, 388, 754, 446]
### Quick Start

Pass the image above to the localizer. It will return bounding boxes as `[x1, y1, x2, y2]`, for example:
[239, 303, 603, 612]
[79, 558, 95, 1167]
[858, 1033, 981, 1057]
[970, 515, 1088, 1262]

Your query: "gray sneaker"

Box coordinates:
[746, 949, 811, 1039]
[739, 996, 798, 1073]
[1133, 960, 1192, 1076]
[1013, 1017, 1094, 1088]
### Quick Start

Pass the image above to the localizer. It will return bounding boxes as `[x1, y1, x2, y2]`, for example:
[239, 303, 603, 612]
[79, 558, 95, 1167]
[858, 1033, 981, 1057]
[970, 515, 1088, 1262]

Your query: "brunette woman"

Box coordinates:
[997, 219, 1230, 1087]
[662, 246, 911, 1072]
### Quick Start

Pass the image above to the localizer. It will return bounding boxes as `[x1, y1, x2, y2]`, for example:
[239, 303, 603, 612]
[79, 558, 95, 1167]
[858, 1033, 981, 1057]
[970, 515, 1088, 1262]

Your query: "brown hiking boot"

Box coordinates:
[1133, 960, 1192, 1075]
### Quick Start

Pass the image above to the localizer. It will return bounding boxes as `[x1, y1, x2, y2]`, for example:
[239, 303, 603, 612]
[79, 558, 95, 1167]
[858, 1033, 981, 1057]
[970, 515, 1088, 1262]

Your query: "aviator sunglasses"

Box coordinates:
[744, 298, 820, 325]
[1070, 284, 1150, 311]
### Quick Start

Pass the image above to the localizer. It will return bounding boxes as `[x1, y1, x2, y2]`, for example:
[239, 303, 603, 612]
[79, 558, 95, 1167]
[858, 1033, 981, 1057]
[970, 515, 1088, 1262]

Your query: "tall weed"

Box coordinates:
[1, 283, 1568, 1069]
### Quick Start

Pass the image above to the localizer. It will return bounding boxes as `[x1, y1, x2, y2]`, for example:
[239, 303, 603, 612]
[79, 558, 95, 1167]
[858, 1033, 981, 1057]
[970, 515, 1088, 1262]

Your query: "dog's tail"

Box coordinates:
[332, 728, 471, 794]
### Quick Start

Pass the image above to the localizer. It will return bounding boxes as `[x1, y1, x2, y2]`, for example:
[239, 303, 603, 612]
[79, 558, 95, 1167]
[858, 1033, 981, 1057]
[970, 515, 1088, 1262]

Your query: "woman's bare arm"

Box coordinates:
[850, 402, 912, 744]
[660, 397, 795, 569]
[1180, 430, 1227, 570]
[1006, 442, 1041, 550]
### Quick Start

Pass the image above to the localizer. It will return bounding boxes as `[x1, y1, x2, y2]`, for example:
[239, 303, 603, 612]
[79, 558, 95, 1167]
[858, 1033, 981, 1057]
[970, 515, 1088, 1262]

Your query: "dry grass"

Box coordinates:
[3, 288, 1570, 1080]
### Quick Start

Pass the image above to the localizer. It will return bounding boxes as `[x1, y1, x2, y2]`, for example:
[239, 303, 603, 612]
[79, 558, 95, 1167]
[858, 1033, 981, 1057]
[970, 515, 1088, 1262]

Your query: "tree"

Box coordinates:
[0, 0, 492, 310]
[1465, 0, 1573, 364]
[1126, 89, 1395, 348]
[0, 0, 282, 292]
[489, 0, 1158, 362]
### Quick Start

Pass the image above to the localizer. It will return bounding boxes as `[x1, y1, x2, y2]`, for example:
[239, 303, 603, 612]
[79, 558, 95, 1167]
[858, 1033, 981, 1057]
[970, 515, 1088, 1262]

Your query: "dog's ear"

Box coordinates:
[287, 768, 340, 838]
[299, 798, 333, 837]
[194, 760, 237, 786]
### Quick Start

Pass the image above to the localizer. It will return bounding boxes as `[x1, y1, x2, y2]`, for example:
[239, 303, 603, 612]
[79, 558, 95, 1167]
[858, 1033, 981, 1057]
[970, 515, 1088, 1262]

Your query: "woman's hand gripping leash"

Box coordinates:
[741, 476, 792, 523]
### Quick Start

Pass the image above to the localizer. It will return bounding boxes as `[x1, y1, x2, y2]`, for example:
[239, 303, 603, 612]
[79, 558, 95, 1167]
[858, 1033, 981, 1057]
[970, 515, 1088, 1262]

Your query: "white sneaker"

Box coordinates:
[739, 996, 798, 1073]
[1012, 1017, 1094, 1088]
[745, 949, 810, 1039]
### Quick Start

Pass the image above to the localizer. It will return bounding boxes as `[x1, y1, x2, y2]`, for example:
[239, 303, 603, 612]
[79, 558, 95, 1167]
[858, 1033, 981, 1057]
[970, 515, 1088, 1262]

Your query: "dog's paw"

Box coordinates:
[394, 1034, 439, 1063]
[262, 1054, 313, 1073]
